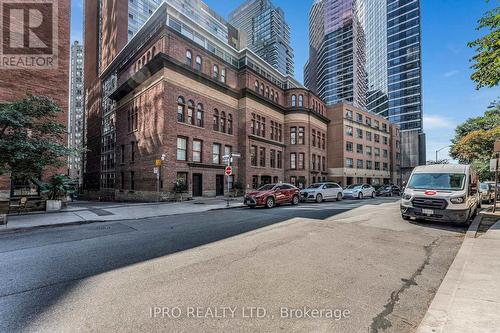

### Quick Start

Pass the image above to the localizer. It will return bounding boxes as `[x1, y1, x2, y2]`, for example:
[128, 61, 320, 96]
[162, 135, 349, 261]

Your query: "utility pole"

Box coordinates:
[435, 145, 450, 163]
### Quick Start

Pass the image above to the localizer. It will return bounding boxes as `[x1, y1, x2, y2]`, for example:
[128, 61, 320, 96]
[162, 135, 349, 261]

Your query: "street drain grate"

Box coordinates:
[94, 226, 112, 230]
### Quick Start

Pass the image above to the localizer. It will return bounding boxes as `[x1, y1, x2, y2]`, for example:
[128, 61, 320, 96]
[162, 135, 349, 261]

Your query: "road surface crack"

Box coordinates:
[369, 237, 440, 333]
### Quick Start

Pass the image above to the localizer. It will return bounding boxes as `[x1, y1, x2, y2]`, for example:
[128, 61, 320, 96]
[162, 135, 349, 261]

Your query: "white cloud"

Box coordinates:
[443, 70, 459, 78]
[424, 115, 456, 130]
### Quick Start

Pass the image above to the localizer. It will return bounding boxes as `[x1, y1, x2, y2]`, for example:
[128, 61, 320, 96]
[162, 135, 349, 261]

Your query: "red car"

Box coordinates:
[244, 183, 300, 208]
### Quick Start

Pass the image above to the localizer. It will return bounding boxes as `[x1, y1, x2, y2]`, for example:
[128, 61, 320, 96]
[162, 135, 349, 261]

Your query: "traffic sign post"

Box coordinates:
[225, 153, 240, 207]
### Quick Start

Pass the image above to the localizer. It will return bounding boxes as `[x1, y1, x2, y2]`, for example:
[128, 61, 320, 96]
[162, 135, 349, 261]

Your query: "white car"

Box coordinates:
[300, 183, 344, 203]
[342, 184, 376, 199]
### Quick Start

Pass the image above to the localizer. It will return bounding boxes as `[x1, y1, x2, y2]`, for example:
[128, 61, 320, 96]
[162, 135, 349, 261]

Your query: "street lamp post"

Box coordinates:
[435, 146, 450, 163]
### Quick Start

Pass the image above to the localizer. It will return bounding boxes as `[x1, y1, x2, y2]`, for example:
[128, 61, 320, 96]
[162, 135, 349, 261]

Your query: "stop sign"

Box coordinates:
[225, 166, 232, 176]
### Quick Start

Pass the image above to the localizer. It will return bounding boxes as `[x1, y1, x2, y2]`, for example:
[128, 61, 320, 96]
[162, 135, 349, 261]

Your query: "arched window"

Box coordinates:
[270, 90, 274, 101]
[186, 50, 192, 66]
[187, 100, 195, 125]
[142, 55, 146, 65]
[196, 103, 204, 127]
[298, 95, 303, 107]
[195, 55, 202, 71]
[291, 95, 296, 107]
[260, 83, 264, 95]
[220, 111, 226, 133]
[152, 46, 156, 56]
[254, 80, 259, 92]
[221, 68, 226, 83]
[213, 64, 219, 79]
[275, 92, 279, 103]
[227, 114, 233, 135]
[138, 59, 142, 68]
[177, 96, 185, 123]
[265, 86, 269, 98]
[147, 51, 151, 61]
[213, 109, 219, 131]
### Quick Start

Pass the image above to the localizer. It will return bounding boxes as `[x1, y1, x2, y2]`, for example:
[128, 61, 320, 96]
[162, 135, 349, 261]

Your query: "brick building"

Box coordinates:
[0, 1, 70, 207]
[326, 103, 401, 187]
[84, 1, 400, 201]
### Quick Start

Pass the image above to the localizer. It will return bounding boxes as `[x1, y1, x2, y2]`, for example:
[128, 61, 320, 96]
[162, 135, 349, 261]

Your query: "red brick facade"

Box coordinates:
[0, 0, 70, 202]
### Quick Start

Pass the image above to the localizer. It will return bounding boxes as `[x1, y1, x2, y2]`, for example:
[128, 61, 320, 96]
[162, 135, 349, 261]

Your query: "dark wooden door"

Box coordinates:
[192, 174, 203, 197]
[216, 175, 224, 196]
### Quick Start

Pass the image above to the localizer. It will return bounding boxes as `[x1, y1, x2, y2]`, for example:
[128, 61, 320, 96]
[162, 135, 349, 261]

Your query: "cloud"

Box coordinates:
[443, 70, 460, 78]
[424, 115, 456, 130]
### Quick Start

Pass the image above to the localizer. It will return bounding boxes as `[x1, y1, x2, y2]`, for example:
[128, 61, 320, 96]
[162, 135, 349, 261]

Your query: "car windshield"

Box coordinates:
[408, 173, 466, 191]
[257, 184, 275, 191]
[307, 184, 323, 189]
[346, 184, 362, 189]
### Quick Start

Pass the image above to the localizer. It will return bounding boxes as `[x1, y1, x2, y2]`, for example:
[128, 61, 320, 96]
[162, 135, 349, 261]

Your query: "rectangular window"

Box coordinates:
[130, 171, 135, 190]
[374, 134, 380, 143]
[290, 127, 297, 144]
[357, 159, 363, 169]
[259, 147, 266, 167]
[224, 146, 232, 160]
[356, 113, 363, 123]
[322, 133, 326, 150]
[212, 143, 221, 164]
[193, 139, 202, 162]
[366, 131, 372, 141]
[375, 162, 381, 170]
[277, 151, 282, 169]
[270, 149, 276, 168]
[375, 148, 380, 157]
[356, 128, 363, 139]
[356, 144, 363, 154]
[346, 158, 353, 169]
[221, 68, 226, 83]
[120, 172, 124, 190]
[177, 137, 187, 161]
[366, 146, 372, 156]
[312, 154, 316, 170]
[345, 110, 353, 120]
[298, 127, 304, 144]
[346, 141, 353, 152]
[131, 141, 136, 162]
[346, 126, 353, 136]
[251, 145, 257, 166]
[383, 136, 388, 145]
[312, 129, 316, 147]
[383, 163, 388, 171]
[290, 153, 297, 169]
[298, 153, 305, 169]
[322, 156, 326, 171]
[120, 144, 125, 163]
[383, 149, 388, 158]
[366, 161, 373, 170]
[252, 175, 259, 189]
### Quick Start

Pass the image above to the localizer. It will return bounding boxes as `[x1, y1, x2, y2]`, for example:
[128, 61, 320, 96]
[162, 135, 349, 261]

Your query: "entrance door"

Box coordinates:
[216, 175, 224, 196]
[193, 174, 203, 197]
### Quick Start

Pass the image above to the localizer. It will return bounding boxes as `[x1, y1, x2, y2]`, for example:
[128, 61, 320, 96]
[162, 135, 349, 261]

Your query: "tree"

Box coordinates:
[0, 95, 70, 180]
[468, 3, 500, 89]
[450, 101, 500, 180]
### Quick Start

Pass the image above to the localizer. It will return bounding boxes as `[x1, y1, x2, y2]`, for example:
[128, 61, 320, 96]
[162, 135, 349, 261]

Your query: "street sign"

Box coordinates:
[155, 159, 162, 167]
[490, 158, 499, 172]
[225, 166, 233, 176]
[161, 153, 166, 161]
[153, 167, 159, 174]
[231, 153, 241, 158]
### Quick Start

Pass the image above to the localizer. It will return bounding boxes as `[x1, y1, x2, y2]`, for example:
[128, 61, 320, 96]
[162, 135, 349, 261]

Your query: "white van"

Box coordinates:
[400, 164, 481, 225]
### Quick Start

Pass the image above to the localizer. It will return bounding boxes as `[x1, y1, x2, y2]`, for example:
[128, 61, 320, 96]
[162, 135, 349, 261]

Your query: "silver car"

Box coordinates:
[480, 183, 495, 204]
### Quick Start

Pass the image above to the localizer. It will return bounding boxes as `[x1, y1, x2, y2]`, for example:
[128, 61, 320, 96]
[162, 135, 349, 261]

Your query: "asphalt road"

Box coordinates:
[0, 197, 465, 332]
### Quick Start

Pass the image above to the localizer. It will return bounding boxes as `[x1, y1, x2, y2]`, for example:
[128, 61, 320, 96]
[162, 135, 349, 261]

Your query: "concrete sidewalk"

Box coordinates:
[1, 197, 245, 233]
[417, 214, 500, 333]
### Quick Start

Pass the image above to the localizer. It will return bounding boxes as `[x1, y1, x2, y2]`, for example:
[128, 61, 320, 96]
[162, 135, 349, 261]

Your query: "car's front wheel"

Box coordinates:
[266, 197, 275, 208]
[371, 192, 376, 198]
[337, 193, 343, 201]
[316, 193, 323, 203]
[292, 195, 299, 205]
[357, 192, 363, 200]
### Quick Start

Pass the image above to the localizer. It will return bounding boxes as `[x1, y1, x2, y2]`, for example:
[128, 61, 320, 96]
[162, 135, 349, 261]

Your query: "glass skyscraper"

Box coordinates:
[304, 0, 425, 176]
[228, 0, 294, 76]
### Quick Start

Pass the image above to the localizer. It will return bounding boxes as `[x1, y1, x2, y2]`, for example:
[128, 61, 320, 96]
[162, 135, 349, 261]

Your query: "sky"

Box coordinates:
[70, 0, 499, 162]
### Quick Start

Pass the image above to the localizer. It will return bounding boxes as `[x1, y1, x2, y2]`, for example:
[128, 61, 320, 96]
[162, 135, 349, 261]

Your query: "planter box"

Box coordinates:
[46, 200, 62, 212]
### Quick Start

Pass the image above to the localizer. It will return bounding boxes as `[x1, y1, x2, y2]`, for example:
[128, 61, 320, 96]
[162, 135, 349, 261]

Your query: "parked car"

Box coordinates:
[244, 183, 300, 208]
[479, 182, 495, 204]
[484, 181, 500, 200]
[376, 185, 401, 197]
[400, 164, 481, 226]
[342, 184, 376, 199]
[300, 182, 344, 203]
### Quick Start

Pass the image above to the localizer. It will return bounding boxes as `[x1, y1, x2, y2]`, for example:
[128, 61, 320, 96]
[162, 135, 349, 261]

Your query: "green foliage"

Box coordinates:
[173, 179, 188, 193]
[450, 101, 500, 180]
[468, 3, 500, 89]
[41, 174, 76, 200]
[0, 95, 70, 180]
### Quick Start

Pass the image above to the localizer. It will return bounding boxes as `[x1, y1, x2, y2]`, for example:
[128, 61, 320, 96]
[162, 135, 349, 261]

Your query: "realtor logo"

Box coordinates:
[0, 0, 58, 69]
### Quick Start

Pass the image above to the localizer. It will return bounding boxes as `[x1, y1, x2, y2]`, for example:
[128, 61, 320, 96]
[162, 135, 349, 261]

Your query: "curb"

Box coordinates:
[0, 204, 246, 235]
[416, 213, 482, 333]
